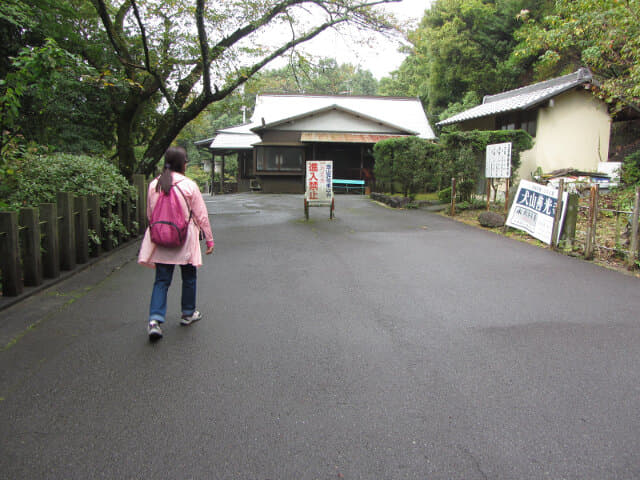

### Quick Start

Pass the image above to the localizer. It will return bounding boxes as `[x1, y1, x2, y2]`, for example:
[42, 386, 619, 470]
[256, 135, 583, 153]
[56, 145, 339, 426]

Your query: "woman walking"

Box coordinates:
[138, 146, 214, 340]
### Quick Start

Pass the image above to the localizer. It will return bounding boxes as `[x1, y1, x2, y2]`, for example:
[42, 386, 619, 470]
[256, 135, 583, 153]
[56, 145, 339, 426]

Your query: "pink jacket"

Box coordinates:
[138, 172, 214, 268]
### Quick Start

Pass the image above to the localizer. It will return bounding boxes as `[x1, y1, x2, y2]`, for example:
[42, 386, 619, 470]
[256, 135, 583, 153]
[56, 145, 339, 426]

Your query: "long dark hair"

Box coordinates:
[157, 146, 188, 193]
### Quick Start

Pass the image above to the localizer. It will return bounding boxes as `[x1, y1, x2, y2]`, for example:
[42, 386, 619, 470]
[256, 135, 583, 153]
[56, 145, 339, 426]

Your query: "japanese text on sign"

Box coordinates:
[506, 180, 567, 245]
[486, 142, 512, 179]
[305, 161, 333, 205]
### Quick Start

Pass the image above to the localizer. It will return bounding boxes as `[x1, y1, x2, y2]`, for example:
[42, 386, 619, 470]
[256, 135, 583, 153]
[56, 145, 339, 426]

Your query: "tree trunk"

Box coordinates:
[115, 96, 144, 181]
[138, 96, 210, 177]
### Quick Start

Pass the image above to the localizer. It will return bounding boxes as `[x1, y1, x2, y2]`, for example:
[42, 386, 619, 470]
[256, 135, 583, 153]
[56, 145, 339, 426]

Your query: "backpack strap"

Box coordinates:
[172, 182, 193, 225]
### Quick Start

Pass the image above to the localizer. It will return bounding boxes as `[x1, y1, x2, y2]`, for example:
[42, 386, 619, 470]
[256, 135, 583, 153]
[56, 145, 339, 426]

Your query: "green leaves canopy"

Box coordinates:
[380, 0, 548, 121]
[512, 0, 640, 113]
[2, 0, 400, 178]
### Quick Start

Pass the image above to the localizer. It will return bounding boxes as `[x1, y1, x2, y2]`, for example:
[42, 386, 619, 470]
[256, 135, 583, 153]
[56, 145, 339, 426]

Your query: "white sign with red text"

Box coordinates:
[305, 161, 333, 206]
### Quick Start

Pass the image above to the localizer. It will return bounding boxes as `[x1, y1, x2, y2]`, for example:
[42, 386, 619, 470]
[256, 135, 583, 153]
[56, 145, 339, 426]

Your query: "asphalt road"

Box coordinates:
[2, 193, 640, 479]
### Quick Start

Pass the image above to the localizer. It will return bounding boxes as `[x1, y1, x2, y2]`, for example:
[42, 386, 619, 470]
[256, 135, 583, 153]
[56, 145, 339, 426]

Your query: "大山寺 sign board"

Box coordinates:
[506, 180, 568, 245]
[305, 160, 334, 219]
[486, 142, 512, 179]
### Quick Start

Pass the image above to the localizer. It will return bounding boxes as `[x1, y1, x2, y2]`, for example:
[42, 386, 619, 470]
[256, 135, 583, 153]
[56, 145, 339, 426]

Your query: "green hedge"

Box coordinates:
[1, 152, 136, 244]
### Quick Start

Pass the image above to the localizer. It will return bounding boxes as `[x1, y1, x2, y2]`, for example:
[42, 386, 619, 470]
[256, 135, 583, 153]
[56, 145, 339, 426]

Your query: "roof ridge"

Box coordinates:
[483, 68, 592, 104]
[257, 93, 420, 101]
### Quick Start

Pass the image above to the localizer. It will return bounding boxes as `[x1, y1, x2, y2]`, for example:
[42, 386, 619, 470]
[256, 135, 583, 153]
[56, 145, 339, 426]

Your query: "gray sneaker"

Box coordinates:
[148, 320, 163, 340]
[180, 310, 202, 326]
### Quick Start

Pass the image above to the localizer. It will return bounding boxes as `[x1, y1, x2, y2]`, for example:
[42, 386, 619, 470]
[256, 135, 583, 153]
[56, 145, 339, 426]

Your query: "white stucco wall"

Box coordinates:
[518, 89, 611, 181]
[274, 109, 404, 134]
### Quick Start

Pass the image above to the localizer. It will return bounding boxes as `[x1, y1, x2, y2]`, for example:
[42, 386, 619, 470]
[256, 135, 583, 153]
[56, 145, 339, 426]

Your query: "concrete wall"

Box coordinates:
[519, 89, 611, 181]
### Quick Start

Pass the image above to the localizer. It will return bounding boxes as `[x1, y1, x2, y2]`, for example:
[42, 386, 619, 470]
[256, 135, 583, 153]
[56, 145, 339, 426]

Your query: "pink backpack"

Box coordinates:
[149, 182, 192, 248]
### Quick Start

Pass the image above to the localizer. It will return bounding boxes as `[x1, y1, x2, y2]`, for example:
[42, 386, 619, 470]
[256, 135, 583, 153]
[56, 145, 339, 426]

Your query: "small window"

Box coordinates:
[496, 110, 537, 137]
[256, 146, 304, 172]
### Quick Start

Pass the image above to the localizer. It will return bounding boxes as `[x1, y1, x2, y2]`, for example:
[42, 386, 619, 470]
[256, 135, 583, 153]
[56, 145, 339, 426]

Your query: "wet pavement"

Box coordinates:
[1, 193, 640, 479]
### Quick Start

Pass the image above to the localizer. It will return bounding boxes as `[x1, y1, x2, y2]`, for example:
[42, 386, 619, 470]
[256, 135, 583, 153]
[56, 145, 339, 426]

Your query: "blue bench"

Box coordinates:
[333, 179, 365, 194]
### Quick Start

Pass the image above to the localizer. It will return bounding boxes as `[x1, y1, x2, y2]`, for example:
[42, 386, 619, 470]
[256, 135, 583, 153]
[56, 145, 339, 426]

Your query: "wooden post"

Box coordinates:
[40, 203, 60, 278]
[561, 193, 579, 249]
[75, 196, 89, 264]
[87, 195, 101, 257]
[19, 207, 43, 286]
[627, 186, 640, 268]
[103, 204, 114, 251]
[504, 178, 510, 215]
[214, 152, 219, 195]
[121, 195, 131, 240]
[584, 185, 599, 260]
[550, 179, 565, 250]
[486, 178, 491, 211]
[132, 174, 147, 233]
[220, 154, 225, 194]
[450, 177, 456, 216]
[0, 211, 23, 296]
[57, 192, 76, 271]
[116, 200, 123, 245]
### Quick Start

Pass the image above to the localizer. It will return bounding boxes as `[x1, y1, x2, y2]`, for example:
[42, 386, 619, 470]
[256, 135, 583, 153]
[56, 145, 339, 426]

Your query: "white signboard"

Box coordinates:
[486, 142, 512, 178]
[305, 160, 333, 206]
[506, 180, 568, 245]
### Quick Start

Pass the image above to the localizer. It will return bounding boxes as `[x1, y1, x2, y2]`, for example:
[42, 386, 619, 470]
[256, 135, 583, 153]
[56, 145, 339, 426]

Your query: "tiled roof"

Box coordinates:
[437, 68, 595, 126]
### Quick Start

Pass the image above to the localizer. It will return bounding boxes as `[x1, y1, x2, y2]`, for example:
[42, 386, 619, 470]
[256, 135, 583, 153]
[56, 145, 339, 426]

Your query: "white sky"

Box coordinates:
[296, 0, 434, 79]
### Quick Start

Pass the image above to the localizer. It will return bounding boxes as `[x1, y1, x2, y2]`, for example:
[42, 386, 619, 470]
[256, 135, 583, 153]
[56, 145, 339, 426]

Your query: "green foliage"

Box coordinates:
[245, 58, 378, 97]
[4, 152, 135, 208]
[440, 129, 533, 176]
[186, 164, 212, 192]
[621, 150, 640, 186]
[0, 37, 114, 163]
[381, 0, 547, 119]
[512, 0, 640, 112]
[436, 129, 533, 200]
[438, 186, 452, 203]
[373, 137, 441, 197]
[1, 152, 136, 243]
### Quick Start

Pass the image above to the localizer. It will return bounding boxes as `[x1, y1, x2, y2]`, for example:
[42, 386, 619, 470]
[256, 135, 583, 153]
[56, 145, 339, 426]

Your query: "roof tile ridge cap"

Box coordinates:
[482, 69, 590, 104]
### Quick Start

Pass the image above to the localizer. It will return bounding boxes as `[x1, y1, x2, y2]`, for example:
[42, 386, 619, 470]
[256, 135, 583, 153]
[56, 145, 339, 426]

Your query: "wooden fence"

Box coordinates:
[563, 185, 640, 268]
[0, 174, 147, 297]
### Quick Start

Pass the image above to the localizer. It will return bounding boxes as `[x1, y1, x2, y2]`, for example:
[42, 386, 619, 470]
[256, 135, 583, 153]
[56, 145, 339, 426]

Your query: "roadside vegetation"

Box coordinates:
[1, 0, 639, 276]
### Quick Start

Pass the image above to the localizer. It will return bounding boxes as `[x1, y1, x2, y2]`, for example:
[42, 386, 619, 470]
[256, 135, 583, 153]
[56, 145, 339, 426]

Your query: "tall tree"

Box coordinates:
[245, 57, 378, 96]
[512, 0, 640, 113]
[379, 0, 553, 120]
[53, 0, 398, 178]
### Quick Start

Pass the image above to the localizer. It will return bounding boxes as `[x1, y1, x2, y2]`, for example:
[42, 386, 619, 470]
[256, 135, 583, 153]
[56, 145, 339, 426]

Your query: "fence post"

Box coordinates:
[132, 174, 147, 234]
[87, 195, 101, 257]
[75, 196, 89, 264]
[551, 179, 565, 250]
[627, 186, 640, 268]
[116, 200, 123, 245]
[584, 185, 599, 260]
[450, 177, 456, 216]
[40, 203, 60, 279]
[0, 211, 23, 296]
[19, 207, 43, 286]
[122, 195, 131, 241]
[486, 178, 491, 211]
[57, 192, 76, 271]
[561, 193, 579, 249]
[102, 204, 113, 252]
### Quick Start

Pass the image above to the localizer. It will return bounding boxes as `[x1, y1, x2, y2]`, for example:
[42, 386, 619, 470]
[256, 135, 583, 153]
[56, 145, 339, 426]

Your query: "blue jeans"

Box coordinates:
[149, 263, 197, 323]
